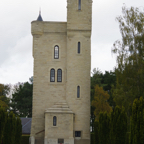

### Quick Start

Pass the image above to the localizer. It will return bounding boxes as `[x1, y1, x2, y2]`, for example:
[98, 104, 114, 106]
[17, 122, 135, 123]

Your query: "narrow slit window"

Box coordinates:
[78, 0, 81, 10]
[78, 42, 80, 54]
[77, 86, 80, 98]
[54, 45, 59, 59]
[50, 69, 55, 82]
[53, 116, 57, 126]
[57, 69, 62, 82]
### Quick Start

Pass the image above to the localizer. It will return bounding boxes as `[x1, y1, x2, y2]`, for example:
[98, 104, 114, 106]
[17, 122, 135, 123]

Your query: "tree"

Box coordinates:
[15, 117, 22, 144]
[112, 6, 144, 112]
[98, 112, 110, 144]
[11, 77, 33, 117]
[3, 112, 16, 144]
[110, 106, 127, 144]
[92, 85, 112, 120]
[94, 121, 99, 144]
[0, 108, 6, 143]
[0, 84, 11, 109]
[91, 68, 103, 131]
[91, 69, 116, 131]
[3, 112, 9, 144]
[130, 97, 144, 144]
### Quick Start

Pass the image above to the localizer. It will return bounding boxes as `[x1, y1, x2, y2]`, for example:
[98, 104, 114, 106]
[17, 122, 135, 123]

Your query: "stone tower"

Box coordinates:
[30, 0, 92, 144]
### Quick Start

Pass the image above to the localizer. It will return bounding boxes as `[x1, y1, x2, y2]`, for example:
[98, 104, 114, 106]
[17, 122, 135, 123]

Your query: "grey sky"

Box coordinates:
[1, 0, 144, 84]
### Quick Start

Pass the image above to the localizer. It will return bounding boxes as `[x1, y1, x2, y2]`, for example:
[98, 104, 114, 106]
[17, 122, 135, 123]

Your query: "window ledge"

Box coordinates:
[52, 59, 61, 62]
[48, 83, 64, 85]
[76, 54, 82, 56]
[52, 126, 58, 128]
[76, 98, 81, 100]
[75, 137, 81, 140]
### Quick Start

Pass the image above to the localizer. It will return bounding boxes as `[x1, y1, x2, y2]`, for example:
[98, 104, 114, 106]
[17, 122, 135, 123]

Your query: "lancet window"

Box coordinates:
[57, 69, 62, 82]
[50, 69, 55, 82]
[54, 45, 59, 59]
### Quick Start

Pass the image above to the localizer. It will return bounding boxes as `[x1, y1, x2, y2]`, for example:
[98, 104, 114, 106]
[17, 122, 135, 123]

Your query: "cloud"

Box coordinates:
[1, 0, 144, 84]
[0, 34, 33, 84]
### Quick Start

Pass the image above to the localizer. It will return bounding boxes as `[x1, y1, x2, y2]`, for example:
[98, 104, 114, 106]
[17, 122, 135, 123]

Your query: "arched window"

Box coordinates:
[53, 116, 57, 126]
[57, 69, 62, 82]
[50, 69, 55, 82]
[77, 86, 80, 98]
[54, 45, 59, 59]
[78, 42, 81, 54]
[78, 0, 81, 10]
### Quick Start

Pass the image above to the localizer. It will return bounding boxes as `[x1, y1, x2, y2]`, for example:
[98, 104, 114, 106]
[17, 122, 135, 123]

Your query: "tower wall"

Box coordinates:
[66, 31, 91, 144]
[31, 21, 67, 144]
[31, 0, 92, 143]
[66, 0, 92, 143]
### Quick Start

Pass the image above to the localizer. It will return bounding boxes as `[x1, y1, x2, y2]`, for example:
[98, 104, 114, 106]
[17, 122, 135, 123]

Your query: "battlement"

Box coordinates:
[31, 21, 67, 35]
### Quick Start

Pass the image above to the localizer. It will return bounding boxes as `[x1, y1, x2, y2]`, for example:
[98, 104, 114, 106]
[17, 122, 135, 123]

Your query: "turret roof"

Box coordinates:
[37, 10, 43, 21]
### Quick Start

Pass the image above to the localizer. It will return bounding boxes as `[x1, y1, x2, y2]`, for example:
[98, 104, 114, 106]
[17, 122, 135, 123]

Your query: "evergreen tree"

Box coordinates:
[130, 97, 144, 144]
[11, 77, 33, 117]
[3, 112, 9, 144]
[94, 121, 99, 144]
[98, 112, 110, 144]
[10, 112, 16, 144]
[110, 106, 127, 144]
[0, 108, 6, 143]
[15, 117, 22, 144]
[3, 112, 16, 144]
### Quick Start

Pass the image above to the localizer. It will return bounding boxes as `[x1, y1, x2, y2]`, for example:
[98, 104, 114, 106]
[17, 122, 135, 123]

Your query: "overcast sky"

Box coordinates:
[0, 0, 144, 84]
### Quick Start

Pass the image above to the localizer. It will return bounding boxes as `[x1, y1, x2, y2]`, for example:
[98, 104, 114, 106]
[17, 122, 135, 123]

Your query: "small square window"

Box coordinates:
[75, 131, 81, 137]
[58, 139, 64, 144]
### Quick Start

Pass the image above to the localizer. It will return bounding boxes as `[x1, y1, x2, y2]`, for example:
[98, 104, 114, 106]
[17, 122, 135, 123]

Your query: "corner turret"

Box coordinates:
[37, 10, 43, 21]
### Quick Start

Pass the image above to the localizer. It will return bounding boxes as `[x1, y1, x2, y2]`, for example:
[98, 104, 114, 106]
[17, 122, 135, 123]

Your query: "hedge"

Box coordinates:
[21, 136, 29, 144]
[91, 133, 94, 144]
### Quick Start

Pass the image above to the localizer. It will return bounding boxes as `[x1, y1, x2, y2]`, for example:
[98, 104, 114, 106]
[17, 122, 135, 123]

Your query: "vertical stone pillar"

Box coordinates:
[44, 137, 48, 144]
[30, 136, 35, 144]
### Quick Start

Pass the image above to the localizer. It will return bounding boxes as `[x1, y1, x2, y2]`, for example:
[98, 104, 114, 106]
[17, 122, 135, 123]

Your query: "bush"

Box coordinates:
[91, 133, 94, 144]
[21, 136, 30, 144]
[94, 121, 99, 144]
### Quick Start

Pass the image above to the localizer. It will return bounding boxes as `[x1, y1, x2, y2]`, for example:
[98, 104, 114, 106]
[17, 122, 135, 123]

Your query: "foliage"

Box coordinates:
[0, 108, 6, 143]
[11, 77, 33, 117]
[2, 111, 22, 144]
[9, 112, 16, 144]
[15, 117, 22, 144]
[110, 106, 127, 144]
[112, 6, 144, 112]
[91, 68, 103, 102]
[0, 84, 11, 109]
[3, 112, 9, 144]
[130, 97, 144, 144]
[91, 69, 116, 131]
[94, 121, 99, 144]
[98, 112, 110, 144]
[92, 85, 112, 120]
[21, 136, 30, 144]
[91, 133, 95, 144]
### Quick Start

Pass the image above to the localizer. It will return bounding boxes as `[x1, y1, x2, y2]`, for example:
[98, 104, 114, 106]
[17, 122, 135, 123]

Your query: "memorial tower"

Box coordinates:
[30, 0, 92, 144]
